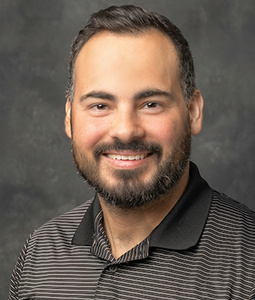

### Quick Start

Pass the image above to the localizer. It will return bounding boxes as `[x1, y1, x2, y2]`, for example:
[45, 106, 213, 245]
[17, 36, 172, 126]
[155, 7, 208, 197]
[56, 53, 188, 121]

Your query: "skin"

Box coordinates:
[65, 29, 203, 259]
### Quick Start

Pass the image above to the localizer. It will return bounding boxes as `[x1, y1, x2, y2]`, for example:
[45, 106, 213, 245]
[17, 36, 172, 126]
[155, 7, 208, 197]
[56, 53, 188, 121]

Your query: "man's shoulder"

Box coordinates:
[211, 190, 255, 219]
[30, 198, 94, 243]
[208, 190, 255, 236]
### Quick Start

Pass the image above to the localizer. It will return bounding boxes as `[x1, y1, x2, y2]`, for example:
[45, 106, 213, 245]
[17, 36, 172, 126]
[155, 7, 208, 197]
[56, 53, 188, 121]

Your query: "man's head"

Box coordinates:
[67, 5, 196, 105]
[65, 5, 203, 209]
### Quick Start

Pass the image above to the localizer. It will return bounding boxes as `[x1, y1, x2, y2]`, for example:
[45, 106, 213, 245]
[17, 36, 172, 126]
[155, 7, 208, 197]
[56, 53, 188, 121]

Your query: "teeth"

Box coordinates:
[107, 154, 146, 160]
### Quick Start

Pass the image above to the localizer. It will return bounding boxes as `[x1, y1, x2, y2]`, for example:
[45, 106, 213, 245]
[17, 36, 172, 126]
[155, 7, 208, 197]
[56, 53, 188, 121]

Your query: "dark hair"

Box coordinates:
[67, 5, 196, 104]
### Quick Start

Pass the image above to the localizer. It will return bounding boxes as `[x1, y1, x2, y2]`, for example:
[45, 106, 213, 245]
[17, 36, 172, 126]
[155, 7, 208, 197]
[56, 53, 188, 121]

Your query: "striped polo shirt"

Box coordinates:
[9, 163, 255, 299]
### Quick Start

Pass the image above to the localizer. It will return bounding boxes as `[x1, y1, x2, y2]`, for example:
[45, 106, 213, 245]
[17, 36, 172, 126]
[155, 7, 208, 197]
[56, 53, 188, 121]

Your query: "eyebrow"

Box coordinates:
[79, 91, 116, 102]
[134, 89, 174, 101]
[79, 88, 173, 102]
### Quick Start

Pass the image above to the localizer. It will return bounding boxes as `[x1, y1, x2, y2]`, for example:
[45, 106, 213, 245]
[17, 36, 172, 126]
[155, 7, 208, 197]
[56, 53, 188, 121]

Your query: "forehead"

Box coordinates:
[74, 29, 181, 97]
[76, 29, 178, 68]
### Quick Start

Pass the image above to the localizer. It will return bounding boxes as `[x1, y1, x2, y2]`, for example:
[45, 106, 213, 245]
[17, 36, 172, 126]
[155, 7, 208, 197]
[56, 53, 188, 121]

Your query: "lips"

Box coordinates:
[94, 141, 161, 161]
[106, 153, 150, 161]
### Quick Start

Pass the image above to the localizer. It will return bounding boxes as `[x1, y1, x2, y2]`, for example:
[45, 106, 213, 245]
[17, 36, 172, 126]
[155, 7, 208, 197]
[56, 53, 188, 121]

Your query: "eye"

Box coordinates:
[144, 102, 159, 109]
[93, 104, 108, 110]
[140, 101, 165, 114]
[87, 102, 111, 116]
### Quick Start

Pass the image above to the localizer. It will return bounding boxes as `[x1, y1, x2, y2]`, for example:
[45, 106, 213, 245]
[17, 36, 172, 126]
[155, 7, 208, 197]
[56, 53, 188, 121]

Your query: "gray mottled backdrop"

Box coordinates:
[1, 0, 254, 297]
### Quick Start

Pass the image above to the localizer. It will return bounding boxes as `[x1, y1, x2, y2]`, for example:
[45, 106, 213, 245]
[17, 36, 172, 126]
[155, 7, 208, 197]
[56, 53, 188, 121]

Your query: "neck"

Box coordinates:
[98, 165, 190, 259]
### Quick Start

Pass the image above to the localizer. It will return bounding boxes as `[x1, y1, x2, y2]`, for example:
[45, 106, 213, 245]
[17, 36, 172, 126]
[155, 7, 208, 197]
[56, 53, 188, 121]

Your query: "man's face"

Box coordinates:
[65, 30, 202, 208]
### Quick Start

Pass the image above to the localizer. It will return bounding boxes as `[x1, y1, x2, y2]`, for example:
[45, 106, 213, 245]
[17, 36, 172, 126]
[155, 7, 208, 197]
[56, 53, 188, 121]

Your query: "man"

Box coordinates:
[9, 5, 255, 299]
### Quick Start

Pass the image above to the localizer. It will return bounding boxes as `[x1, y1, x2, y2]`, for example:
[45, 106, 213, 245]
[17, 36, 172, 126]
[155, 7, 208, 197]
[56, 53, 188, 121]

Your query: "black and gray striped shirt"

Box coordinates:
[9, 163, 255, 299]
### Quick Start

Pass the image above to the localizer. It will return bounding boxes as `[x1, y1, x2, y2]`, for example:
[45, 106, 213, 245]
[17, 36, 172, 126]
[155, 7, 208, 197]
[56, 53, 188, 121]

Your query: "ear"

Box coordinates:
[188, 89, 203, 136]
[65, 98, 72, 139]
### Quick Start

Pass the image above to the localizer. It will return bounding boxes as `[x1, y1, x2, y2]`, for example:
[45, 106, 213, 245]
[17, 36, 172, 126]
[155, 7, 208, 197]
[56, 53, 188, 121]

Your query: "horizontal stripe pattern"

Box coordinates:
[9, 191, 255, 299]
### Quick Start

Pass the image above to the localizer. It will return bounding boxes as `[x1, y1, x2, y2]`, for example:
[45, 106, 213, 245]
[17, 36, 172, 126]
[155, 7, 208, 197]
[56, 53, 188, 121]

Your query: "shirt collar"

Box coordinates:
[72, 162, 212, 250]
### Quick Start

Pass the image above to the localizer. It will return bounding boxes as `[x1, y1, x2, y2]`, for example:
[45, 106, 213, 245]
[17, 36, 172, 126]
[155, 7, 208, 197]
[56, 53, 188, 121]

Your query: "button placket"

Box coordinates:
[108, 265, 118, 273]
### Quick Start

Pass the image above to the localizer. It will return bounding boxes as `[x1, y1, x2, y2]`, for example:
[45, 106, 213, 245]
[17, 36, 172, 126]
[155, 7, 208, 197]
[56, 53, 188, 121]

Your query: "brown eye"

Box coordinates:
[145, 102, 158, 108]
[96, 104, 107, 110]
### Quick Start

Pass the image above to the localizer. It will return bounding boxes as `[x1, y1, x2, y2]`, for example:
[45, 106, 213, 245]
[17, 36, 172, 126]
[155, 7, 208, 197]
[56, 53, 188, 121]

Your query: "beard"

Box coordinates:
[71, 114, 191, 209]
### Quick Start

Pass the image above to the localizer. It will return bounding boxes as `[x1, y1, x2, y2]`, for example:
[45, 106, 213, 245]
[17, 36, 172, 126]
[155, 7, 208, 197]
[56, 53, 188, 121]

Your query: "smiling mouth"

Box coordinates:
[105, 153, 152, 161]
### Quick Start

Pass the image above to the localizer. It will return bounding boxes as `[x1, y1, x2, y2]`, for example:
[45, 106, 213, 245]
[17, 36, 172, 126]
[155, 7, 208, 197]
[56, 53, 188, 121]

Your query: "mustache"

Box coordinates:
[94, 140, 162, 159]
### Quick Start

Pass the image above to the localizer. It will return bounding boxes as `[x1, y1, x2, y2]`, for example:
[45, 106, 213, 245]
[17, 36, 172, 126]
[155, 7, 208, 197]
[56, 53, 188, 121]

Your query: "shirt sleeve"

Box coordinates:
[8, 235, 32, 300]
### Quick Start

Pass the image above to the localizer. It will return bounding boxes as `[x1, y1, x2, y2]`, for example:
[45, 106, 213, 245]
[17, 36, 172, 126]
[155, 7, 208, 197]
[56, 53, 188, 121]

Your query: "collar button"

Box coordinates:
[108, 265, 118, 273]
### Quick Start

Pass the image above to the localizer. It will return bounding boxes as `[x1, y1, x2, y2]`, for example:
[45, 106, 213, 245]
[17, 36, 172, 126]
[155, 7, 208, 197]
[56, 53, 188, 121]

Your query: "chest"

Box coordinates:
[18, 246, 253, 300]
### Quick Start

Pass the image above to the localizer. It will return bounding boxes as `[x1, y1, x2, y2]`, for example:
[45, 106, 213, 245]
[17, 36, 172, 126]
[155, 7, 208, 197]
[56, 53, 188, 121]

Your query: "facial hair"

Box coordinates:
[71, 114, 191, 209]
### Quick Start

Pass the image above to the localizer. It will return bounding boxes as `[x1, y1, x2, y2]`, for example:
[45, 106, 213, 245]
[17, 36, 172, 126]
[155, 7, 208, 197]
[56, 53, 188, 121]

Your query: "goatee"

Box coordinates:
[71, 115, 191, 209]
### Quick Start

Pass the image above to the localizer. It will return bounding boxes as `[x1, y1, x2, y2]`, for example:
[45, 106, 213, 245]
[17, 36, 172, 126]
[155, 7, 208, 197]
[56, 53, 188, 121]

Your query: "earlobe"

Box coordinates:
[188, 89, 203, 136]
[65, 99, 72, 139]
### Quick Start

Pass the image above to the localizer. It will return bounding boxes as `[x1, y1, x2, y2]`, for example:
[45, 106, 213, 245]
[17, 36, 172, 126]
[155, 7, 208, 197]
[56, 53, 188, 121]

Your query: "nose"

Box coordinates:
[108, 108, 145, 143]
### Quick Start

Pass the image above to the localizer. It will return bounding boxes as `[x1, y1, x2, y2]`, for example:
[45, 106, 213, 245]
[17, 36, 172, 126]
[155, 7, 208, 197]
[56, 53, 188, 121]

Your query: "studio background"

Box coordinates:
[1, 0, 254, 297]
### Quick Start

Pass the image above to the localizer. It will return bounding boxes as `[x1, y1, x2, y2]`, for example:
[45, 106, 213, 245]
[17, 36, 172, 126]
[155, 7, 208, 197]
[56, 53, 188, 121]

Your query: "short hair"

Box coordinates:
[67, 5, 196, 104]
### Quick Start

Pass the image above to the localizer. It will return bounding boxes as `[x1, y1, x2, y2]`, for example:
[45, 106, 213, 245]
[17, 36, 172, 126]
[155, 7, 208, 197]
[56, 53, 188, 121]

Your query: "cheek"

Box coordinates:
[72, 117, 108, 150]
[146, 118, 177, 145]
